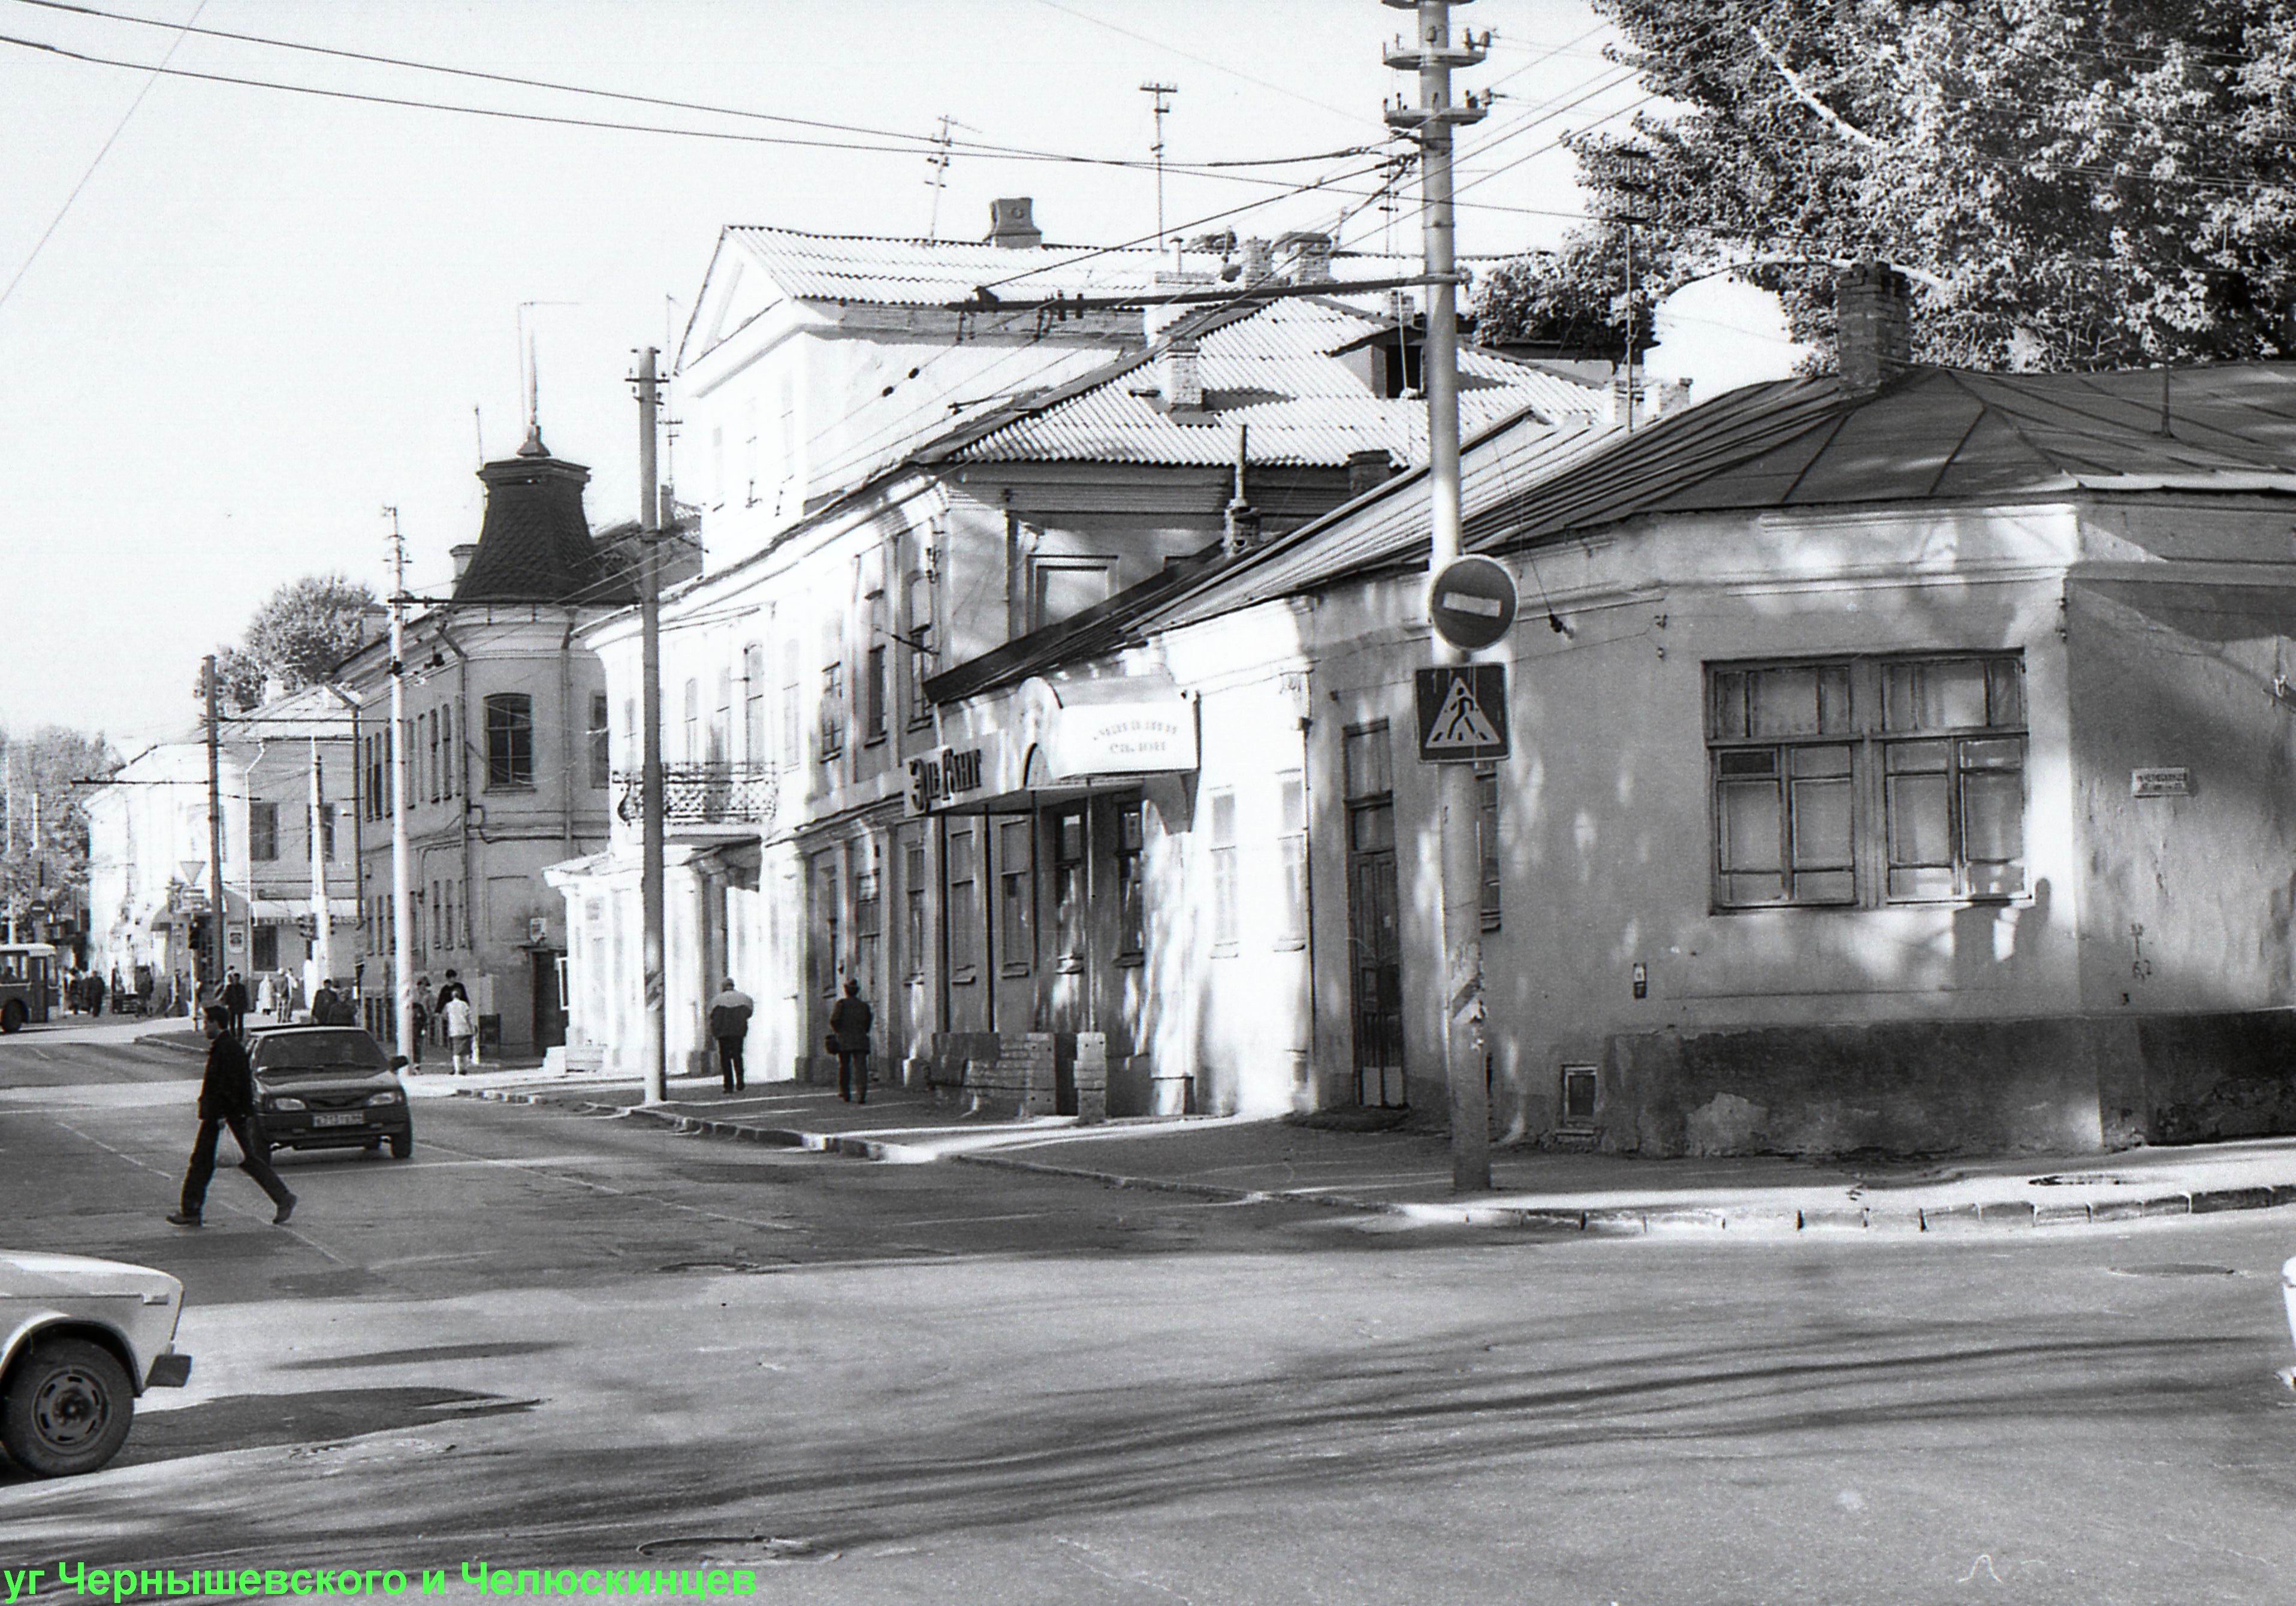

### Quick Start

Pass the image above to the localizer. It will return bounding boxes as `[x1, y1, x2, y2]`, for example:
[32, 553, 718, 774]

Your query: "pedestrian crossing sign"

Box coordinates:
[1415, 665, 1508, 763]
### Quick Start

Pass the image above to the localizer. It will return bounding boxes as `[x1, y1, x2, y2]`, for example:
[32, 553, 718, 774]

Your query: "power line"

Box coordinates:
[0, 0, 206, 315]
[1029, 0, 1378, 132]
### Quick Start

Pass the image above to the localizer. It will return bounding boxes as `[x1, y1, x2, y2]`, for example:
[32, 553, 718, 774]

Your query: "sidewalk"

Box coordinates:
[458, 1068, 2296, 1236]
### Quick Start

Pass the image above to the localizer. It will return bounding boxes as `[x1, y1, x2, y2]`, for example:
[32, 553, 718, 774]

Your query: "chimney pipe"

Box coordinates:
[1836, 263, 1913, 394]
[449, 544, 479, 584]
[1160, 335, 1205, 413]
[986, 197, 1043, 249]
[1346, 449, 1395, 498]
[1276, 231, 1333, 285]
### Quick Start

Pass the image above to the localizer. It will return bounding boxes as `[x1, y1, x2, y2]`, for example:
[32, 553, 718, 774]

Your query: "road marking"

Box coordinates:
[418, 1133, 802, 1233]
[48, 1118, 348, 1264]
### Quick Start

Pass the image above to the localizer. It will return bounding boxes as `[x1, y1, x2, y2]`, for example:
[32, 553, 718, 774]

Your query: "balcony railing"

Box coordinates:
[613, 762, 779, 829]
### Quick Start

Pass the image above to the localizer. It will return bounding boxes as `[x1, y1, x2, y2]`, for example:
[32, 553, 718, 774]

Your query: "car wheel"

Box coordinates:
[388, 1133, 412, 1160]
[363, 1139, 382, 1152]
[0, 1001, 23, 1034]
[1, 1338, 134, 1477]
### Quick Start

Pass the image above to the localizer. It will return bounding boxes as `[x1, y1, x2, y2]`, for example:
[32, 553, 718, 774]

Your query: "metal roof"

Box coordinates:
[723, 226, 1422, 309]
[951, 297, 1603, 468]
[1473, 363, 2296, 551]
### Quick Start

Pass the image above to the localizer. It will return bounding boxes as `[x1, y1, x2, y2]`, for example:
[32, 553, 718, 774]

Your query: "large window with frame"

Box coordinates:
[742, 644, 766, 764]
[1707, 654, 2026, 910]
[1208, 789, 1239, 949]
[945, 825, 979, 982]
[484, 693, 534, 789]
[589, 693, 611, 789]
[997, 816, 1033, 977]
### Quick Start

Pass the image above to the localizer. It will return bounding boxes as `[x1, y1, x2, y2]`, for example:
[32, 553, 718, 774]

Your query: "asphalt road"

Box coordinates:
[5, 1021, 2296, 1605]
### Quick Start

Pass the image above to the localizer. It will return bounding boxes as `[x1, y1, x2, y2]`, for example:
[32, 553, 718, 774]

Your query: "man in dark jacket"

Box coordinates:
[167, 1005, 295, 1227]
[829, 979, 873, 1105]
[708, 979, 754, 1095]
[221, 971, 249, 1040]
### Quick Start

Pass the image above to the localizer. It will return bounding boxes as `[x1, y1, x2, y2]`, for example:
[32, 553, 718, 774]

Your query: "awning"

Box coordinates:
[247, 897, 360, 922]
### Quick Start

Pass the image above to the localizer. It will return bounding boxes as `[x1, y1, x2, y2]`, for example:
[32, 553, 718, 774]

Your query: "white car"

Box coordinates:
[1, 1252, 192, 1477]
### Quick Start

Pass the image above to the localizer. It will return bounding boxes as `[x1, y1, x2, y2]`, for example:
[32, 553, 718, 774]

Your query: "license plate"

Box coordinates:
[309, 1112, 366, 1128]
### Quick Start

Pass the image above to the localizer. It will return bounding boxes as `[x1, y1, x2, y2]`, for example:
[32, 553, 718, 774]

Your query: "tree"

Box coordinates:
[196, 573, 379, 710]
[1, 724, 119, 937]
[1531, 0, 2296, 371]
[1471, 229, 1661, 357]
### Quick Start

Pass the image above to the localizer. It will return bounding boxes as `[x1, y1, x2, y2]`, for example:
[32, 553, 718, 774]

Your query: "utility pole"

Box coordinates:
[924, 114, 959, 240]
[385, 506, 414, 1059]
[309, 740, 331, 993]
[204, 655, 225, 1000]
[1140, 81, 1178, 258]
[635, 348, 668, 1106]
[1386, 0, 1491, 1192]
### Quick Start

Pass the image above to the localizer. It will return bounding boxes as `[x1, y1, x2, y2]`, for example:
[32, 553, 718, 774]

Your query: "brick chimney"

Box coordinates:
[1836, 263, 1912, 394]
[1240, 237, 1275, 283]
[1346, 449, 1395, 497]
[1276, 230, 1333, 284]
[1160, 334, 1205, 413]
[986, 197, 1043, 249]
[449, 544, 478, 584]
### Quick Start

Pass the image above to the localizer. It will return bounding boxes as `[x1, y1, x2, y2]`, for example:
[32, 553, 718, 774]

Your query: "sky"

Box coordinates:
[0, 0, 1805, 754]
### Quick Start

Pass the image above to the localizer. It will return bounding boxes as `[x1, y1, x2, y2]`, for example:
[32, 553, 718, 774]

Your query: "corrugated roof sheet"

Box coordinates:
[950, 297, 1602, 468]
[1475, 363, 2296, 550]
[725, 226, 1422, 309]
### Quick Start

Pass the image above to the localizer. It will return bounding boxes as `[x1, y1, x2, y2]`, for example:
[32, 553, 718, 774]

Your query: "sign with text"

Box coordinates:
[907, 745, 988, 815]
[2131, 767, 2192, 798]
[1415, 665, 1508, 763]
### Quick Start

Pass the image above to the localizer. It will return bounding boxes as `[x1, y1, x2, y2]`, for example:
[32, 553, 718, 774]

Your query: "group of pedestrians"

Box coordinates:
[406, 971, 478, 1073]
[704, 974, 873, 1103]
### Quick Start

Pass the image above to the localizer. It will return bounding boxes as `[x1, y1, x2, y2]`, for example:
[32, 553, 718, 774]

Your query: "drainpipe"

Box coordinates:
[433, 620, 475, 955]
[560, 608, 580, 843]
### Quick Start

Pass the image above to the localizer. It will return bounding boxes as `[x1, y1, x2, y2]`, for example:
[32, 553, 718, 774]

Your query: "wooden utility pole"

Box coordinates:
[635, 348, 668, 1105]
[386, 507, 414, 1056]
[1386, 0, 1491, 1191]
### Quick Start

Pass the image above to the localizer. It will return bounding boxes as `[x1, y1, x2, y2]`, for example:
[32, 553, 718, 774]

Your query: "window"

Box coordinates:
[589, 693, 611, 789]
[711, 668, 732, 764]
[1030, 558, 1113, 630]
[1476, 767, 1501, 932]
[441, 704, 454, 799]
[743, 644, 766, 764]
[1277, 773, 1307, 946]
[1115, 801, 1145, 959]
[1052, 807, 1087, 969]
[819, 662, 846, 759]
[903, 834, 928, 982]
[683, 678, 700, 763]
[1209, 789, 1239, 948]
[781, 640, 802, 769]
[1344, 723, 1395, 855]
[249, 801, 278, 862]
[427, 710, 441, 803]
[442, 880, 457, 953]
[484, 693, 534, 788]
[318, 802, 336, 861]
[622, 698, 636, 773]
[997, 816, 1033, 976]
[1707, 654, 2026, 909]
[253, 925, 277, 971]
[946, 825, 979, 980]
[811, 852, 839, 1000]
[865, 644, 888, 743]
[906, 567, 935, 726]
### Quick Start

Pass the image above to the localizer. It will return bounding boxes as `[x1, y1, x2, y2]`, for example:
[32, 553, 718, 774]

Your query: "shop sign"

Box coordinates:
[1046, 701, 1196, 778]
[907, 745, 988, 814]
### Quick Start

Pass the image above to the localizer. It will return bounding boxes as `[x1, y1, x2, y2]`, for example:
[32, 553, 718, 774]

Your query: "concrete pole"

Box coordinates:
[309, 739, 331, 992]
[204, 655, 225, 1005]
[387, 509, 415, 1058]
[1391, 0, 1491, 1191]
[637, 348, 669, 1105]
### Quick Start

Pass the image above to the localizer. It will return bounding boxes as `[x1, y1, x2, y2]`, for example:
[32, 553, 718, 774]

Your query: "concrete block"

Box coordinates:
[1582, 1209, 1648, 1236]
[2271, 1184, 2296, 1209]
[1796, 1206, 1868, 1232]
[1503, 1209, 1586, 1233]
[1641, 1207, 1727, 1232]
[1978, 1201, 2036, 1228]
[2090, 1194, 2191, 1222]
[2033, 1202, 2092, 1227]
[2189, 1187, 2273, 1215]
[1719, 1206, 1802, 1233]
[1920, 1204, 1983, 1233]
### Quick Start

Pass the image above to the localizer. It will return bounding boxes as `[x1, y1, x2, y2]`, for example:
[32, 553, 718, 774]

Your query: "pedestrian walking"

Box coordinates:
[407, 989, 429, 1068]
[257, 971, 279, 1024]
[310, 977, 339, 1027]
[166, 1005, 295, 1228]
[87, 970, 105, 1018]
[414, 975, 436, 1046]
[829, 979, 873, 1104]
[708, 978, 755, 1094]
[222, 971, 249, 1040]
[443, 992, 476, 1075]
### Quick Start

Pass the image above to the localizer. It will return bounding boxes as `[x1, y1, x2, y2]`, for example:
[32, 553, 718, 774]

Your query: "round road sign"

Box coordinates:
[1428, 555, 1518, 651]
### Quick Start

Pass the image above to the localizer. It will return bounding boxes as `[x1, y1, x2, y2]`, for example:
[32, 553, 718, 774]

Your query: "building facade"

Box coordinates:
[85, 684, 358, 1012]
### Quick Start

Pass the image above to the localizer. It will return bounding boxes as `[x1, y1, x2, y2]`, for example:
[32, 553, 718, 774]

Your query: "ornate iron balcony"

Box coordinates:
[613, 762, 778, 828]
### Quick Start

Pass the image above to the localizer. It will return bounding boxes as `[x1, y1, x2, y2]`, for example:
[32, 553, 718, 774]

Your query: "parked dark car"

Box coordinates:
[248, 1026, 412, 1160]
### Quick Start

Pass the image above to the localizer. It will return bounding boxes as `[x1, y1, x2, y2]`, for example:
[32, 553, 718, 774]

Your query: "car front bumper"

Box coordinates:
[146, 1350, 192, 1388]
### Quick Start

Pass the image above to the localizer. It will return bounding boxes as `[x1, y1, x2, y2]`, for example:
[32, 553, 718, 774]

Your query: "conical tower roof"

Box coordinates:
[451, 424, 636, 606]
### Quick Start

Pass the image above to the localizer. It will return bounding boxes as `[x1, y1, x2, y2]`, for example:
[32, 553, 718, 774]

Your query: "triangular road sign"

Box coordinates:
[1426, 674, 1500, 748]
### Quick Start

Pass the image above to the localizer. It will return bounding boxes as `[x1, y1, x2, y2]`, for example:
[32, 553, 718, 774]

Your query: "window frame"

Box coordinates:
[484, 693, 535, 790]
[1706, 653, 2028, 912]
[996, 815, 1034, 979]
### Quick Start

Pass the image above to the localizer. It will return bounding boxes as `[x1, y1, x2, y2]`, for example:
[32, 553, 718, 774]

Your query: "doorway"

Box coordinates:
[1344, 724, 1405, 1107]
[531, 950, 566, 1049]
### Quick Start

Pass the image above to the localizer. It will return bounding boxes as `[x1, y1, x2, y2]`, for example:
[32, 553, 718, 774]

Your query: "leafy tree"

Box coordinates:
[0, 724, 118, 933]
[196, 573, 379, 710]
[1471, 228, 1661, 357]
[1525, 0, 2296, 371]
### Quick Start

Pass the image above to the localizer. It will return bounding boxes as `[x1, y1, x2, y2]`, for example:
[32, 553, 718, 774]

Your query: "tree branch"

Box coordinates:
[1748, 25, 1881, 149]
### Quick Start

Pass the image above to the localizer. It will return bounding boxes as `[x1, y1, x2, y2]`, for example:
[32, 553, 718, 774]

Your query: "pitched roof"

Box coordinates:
[948, 295, 1601, 469]
[718, 225, 1420, 309]
[452, 429, 635, 607]
[1472, 363, 2296, 551]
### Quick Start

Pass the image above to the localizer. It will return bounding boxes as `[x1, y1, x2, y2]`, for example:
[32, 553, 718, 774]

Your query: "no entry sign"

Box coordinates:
[1428, 555, 1518, 651]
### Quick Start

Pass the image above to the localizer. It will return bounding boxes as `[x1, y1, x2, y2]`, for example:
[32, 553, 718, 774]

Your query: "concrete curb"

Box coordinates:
[461, 1088, 2296, 1236]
